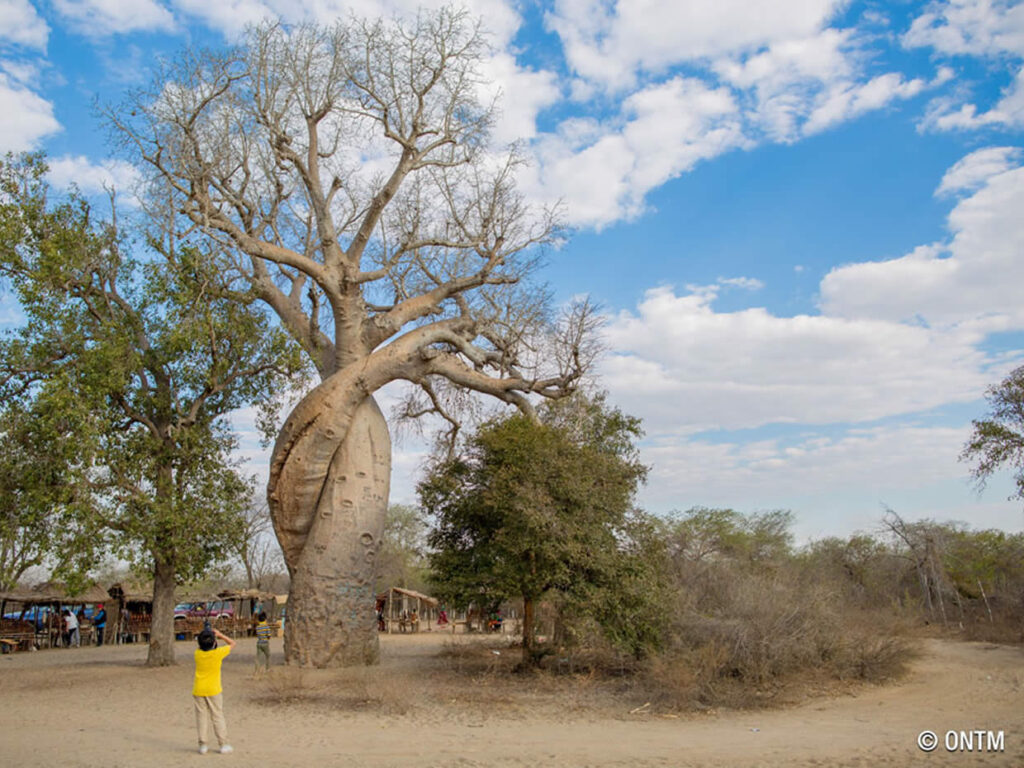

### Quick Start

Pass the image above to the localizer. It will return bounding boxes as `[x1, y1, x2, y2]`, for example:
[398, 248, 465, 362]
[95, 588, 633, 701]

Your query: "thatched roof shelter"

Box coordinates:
[0, 581, 108, 605]
[106, 582, 154, 603]
[376, 587, 439, 633]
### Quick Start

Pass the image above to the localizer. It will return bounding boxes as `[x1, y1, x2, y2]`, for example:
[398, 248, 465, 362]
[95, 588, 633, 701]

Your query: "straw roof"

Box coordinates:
[0, 581, 108, 604]
[377, 587, 438, 606]
[217, 588, 274, 600]
[107, 582, 154, 602]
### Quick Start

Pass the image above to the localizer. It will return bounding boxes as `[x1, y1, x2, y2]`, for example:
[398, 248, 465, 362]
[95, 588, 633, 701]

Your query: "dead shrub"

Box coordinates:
[834, 633, 917, 682]
[638, 563, 918, 709]
[672, 572, 844, 685]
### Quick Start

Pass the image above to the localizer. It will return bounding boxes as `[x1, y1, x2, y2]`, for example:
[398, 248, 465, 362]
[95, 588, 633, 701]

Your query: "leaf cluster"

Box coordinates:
[421, 394, 665, 657]
[961, 364, 1024, 500]
[0, 152, 305, 581]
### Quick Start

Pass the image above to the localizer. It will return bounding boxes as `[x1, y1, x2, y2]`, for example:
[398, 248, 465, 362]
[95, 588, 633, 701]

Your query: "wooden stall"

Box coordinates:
[107, 582, 154, 644]
[215, 588, 276, 637]
[377, 587, 439, 633]
[0, 582, 108, 650]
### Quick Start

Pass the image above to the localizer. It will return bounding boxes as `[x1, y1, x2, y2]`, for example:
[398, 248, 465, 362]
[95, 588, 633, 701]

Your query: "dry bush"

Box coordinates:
[437, 636, 519, 676]
[833, 632, 917, 682]
[673, 572, 844, 684]
[637, 562, 918, 709]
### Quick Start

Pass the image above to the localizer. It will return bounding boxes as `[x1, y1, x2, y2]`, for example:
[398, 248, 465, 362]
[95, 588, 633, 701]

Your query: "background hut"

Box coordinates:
[216, 588, 275, 636]
[107, 582, 155, 644]
[377, 587, 438, 633]
[0, 582, 108, 650]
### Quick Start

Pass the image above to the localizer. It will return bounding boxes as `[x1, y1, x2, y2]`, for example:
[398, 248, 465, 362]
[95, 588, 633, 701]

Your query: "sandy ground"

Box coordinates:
[1, 631, 1021, 767]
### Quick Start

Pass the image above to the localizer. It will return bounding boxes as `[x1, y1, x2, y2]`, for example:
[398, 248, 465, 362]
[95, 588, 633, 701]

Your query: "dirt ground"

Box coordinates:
[1, 630, 1021, 767]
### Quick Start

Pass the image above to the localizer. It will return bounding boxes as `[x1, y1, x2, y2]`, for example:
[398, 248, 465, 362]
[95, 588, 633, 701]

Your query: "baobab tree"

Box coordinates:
[111, 9, 596, 666]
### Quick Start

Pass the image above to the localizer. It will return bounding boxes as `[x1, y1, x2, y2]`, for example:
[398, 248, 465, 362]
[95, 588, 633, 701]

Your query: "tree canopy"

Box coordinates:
[421, 394, 661, 664]
[0, 152, 302, 664]
[961, 364, 1024, 502]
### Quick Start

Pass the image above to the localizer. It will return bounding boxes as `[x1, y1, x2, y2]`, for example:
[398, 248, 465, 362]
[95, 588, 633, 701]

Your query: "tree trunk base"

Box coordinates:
[280, 397, 391, 668]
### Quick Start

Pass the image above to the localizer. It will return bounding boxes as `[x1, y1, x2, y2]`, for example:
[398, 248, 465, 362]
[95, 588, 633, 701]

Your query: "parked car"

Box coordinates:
[173, 602, 201, 621]
[173, 601, 234, 621]
[204, 600, 234, 619]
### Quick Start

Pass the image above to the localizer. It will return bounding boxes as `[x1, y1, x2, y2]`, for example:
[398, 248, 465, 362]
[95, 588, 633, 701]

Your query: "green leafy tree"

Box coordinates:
[0, 153, 302, 665]
[421, 396, 656, 666]
[0, 399, 96, 591]
[664, 507, 793, 567]
[962, 364, 1024, 501]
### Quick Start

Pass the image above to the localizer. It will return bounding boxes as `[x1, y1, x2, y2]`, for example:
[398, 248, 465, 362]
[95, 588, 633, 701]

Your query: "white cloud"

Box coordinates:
[0, 0, 50, 50]
[903, 0, 1024, 58]
[717, 276, 764, 291]
[802, 72, 927, 135]
[821, 147, 1024, 328]
[0, 72, 60, 152]
[52, 0, 176, 36]
[172, 0, 522, 45]
[906, 2, 1024, 132]
[600, 284, 995, 435]
[713, 29, 933, 141]
[46, 155, 141, 200]
[546, 0, 846, 90]
[593, 148, 1024, 449]
[526, 10, 941, 226]
[478, 52, 561, 147]
[937, 145, 1022, 194]
[634, 423, 1024, 539]
[641, 424, 969, 509]
[523, 76, 747, 226]
[170, 0, 273, 38]
[922, 64, 1024, 130]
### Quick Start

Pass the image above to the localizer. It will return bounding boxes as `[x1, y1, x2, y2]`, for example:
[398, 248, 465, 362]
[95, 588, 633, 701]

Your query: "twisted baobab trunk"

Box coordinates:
[269, 376, 391, 666]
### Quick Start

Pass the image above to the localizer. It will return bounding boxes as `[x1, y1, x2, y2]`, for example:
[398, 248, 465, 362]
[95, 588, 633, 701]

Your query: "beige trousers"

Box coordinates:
[193, 693, 228, 748]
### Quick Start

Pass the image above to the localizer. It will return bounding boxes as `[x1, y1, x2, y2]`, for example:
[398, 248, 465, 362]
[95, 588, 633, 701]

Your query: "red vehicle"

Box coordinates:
[173, 601, 234, 621]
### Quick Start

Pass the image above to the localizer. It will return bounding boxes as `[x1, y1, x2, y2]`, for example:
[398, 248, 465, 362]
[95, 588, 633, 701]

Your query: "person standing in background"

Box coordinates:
[254, 612, 272, 675]
[64, 610, 80, 647]
[93, 604, 107, 647]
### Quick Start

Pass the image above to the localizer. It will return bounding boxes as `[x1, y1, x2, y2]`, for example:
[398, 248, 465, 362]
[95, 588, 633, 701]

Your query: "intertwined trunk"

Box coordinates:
[275, 396, 391, 666]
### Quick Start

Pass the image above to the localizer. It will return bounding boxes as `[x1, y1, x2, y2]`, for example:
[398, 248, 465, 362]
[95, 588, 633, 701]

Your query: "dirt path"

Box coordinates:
[1, 633, 1020, 767]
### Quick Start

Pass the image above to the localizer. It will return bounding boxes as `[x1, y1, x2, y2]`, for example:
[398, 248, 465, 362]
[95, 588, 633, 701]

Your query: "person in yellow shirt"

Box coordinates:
[192, 626, 236, 755]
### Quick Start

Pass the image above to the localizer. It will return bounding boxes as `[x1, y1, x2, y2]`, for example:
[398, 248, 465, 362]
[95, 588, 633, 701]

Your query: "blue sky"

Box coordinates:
[2, 0, 1024, 541]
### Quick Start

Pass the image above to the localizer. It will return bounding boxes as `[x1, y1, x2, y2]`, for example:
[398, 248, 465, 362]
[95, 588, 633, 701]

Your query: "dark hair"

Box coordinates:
[197, 629, 216, 651]
[258, 611, 267, 622]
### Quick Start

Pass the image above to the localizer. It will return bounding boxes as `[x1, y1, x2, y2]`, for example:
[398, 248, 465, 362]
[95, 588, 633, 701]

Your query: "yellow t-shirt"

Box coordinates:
[192, 645, 231, 697]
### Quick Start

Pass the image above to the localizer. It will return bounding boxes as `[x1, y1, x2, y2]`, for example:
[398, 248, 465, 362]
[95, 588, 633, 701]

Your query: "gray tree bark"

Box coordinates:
[147, 554, 177, 666]
[277, 397, 391, 666]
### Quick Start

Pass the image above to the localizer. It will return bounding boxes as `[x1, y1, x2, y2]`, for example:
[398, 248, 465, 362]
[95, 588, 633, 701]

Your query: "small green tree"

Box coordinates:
[0, 399, 96, 591]
[0, 153, 303, 665]
[961, 365, 1024, 500]
[375, 503, 431, 594]
[421, 396, 658, 666]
